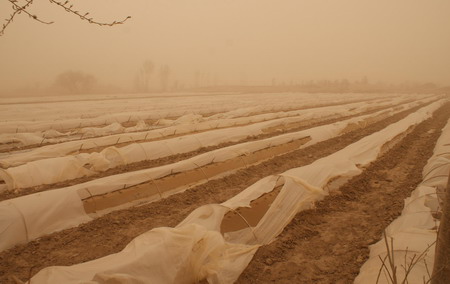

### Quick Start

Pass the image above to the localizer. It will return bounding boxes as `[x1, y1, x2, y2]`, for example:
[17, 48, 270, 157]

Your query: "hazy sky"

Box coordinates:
[1, 0, 449, 91]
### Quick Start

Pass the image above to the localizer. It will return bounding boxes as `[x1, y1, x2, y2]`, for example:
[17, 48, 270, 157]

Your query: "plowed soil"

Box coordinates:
[0, 99, 413, 201]
[0, 102, 447, 283]
[237, 103, 450, 283]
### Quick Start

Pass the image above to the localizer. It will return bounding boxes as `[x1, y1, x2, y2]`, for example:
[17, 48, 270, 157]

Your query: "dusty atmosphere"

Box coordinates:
[1, 1, 450, 95]
[0, 1, 450, 284]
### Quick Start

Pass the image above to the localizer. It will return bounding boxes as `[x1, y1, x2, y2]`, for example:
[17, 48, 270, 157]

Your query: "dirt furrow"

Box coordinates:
[0, 96, 392, 154]
[0, 102, 437, 283]
[0, 101, 423, 201]
[236, 102, 450, 283]
[76, 98, 404, 155]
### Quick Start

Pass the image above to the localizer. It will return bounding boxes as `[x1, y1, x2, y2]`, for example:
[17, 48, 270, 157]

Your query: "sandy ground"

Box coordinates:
[0, 102, 447, 283]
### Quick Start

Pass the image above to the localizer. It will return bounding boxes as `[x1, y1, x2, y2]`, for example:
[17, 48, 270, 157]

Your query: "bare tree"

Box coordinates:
[194, 70, 200, 88]
[1, 0, 131, 36]
[159, 64, 170, 92]
[142, 60, 154, 92]
[134, 60, 155, 93]
[54, 70, 97, 94]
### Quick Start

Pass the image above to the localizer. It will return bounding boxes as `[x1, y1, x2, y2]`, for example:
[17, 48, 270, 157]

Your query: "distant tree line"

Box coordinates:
[1, 68, 446, 97]
[133, 60, 172, 93]
[190, 78, 443, 95]
[54, 70, 97, 94]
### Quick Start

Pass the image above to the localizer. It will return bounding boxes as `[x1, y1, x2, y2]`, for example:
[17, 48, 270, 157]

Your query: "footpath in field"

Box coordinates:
[236, 103, 450, 283]
[0, 101, 442, 283]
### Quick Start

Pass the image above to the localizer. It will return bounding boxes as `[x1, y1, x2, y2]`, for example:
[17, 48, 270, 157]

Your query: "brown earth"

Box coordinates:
[0, 100, 423, 202]
[0, 102, 446, 283]
[237, 102, 450, 283]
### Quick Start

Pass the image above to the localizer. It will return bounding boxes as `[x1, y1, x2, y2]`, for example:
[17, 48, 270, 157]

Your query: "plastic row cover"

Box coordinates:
[26, 100, 447, 283]
[0, 100, 418, 190]
[0, 100, 445, 256]
[0, 92, 385, 134]
[0, 100, 369, 164]
[0, 113, 204, 147]
[0, 92, 322, 123]
[1, 94, 425, 150]
[0, 96, 410, 167]
[355, 118, 450, 284]
[0, 106, 196, 134]
[0, 92, 237, 123]
[0, 101, 431, 252]
[422, 118, 450, 205]
[0, 122, 134, 147]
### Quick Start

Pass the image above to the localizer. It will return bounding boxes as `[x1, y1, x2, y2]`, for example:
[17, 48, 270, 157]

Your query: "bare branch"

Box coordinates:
[1, 0, 130, 36]
[48, 0, 131, 27]
[1, 0, 52, 36]
[9, 0, 54, 25]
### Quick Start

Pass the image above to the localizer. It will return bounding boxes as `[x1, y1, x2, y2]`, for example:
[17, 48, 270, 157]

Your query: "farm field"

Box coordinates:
[0, 92, 449, 283]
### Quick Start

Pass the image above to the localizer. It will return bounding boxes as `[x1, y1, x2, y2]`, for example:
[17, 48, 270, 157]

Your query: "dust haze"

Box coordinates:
[1, 0, 449, 96]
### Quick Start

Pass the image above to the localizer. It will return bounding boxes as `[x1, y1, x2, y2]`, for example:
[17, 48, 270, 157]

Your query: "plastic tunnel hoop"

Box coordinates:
[219, 204, 259, 243]
[422, 162, 450, 181]
[436, 151, 450, 157]
[80, 187, 99, 214]
[191, 161, 210, 182]
[9, 202, 29, 242]
[422, 174, 450, 185]
[192, 136, 204, 149]
[136, 143, 149, 161]
[234, 150, 250, 169]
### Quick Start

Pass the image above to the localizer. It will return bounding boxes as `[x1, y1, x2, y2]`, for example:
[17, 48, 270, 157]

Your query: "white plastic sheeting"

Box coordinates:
[422, 120, 450, 205]
[0, 120, 150, 149]
[25, 100, 447, 284]
[29, 223, 259, 284]
[0, 96, 413, 167]
[0, 129, 69, 147]
[0, 92, 390, 133]
[0, 112, 209, 148]
[355, 118, 450, 284]
[0, 100, 364, 165]
[0, 101, 444, 261]
[0, 99, 425, 190]
[0, 188, 91, 251]
[0, 92, 346, 124]
[1, 101, 439, 252]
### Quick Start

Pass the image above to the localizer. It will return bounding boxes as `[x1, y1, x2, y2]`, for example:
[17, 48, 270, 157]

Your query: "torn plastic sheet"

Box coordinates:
[0, 100, 445, 253]
[24, 100, 447, 283]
